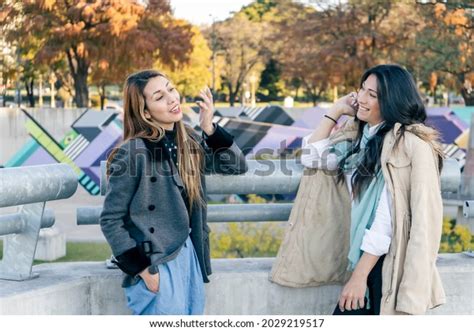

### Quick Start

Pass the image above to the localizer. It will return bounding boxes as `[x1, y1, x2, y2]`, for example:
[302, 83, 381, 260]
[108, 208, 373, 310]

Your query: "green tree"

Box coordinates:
[241, 0, 279, 22]
[259, 59, 282, 100]
[17, 34, 52, 107]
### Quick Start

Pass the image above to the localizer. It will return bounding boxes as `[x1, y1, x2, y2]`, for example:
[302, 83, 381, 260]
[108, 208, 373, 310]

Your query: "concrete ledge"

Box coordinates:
[0, 254, 472, 315]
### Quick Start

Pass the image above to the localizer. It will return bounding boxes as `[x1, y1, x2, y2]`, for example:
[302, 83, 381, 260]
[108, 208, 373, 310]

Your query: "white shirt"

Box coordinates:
[300, 123, 392, 256]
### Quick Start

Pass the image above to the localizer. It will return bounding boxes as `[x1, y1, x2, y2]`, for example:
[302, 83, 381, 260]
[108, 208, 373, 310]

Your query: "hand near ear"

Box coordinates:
[197, 86, 215, 136]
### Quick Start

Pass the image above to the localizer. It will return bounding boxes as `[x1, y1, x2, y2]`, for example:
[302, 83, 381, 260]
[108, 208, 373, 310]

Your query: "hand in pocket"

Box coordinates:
[139, 267, 160, 293]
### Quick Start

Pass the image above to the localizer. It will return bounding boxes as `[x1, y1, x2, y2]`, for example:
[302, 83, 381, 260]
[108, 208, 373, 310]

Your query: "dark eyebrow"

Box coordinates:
[363, 82, 378, 94]
[152, 81, 170, 96]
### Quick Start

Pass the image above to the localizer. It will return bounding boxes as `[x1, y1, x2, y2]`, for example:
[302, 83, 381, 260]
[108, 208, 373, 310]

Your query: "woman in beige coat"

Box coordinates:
[270, 64, 446, 315]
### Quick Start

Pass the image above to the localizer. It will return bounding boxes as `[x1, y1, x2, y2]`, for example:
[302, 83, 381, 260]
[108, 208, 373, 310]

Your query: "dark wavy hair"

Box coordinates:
[337, 64, 435, 200]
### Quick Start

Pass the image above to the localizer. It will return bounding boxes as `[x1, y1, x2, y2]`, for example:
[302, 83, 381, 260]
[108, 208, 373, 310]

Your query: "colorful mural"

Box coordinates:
[6, 105, 471, 196]
[6, 108, 122, 195]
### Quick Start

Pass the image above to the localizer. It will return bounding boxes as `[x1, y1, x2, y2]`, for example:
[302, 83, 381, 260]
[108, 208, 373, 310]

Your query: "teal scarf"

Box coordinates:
[332, 124, 386, 309]
[348, 170, 385, 269]
[329, 124, 386, 267]
[346, 124, 385, 270]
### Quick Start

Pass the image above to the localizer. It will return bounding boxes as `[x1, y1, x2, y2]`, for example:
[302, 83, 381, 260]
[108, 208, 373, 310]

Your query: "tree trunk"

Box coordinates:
[66, 47, 90, 108]
[310, 87, 318, 106]
[74, 71, 89, 108]
[24, 78, 35, 108]
[456, 72, 474, 106]
[461, 87, 474, 106]
[229, 91, 236, 107]
[228, 82, 236, 107]
[99, 84, 106, 110]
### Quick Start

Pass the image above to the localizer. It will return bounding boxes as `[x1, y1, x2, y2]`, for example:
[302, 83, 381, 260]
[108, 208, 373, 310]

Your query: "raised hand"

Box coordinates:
[330, 92, 359, 118]
[196, 86, 215, 136]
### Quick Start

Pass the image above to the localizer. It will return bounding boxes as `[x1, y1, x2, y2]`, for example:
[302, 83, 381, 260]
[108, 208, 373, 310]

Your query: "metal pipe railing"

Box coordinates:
[205, 159, 303, 194]
[464, 201, 474, 219]
[77, 203, 293, 225]
[78, 159, 461, 226]
[206, 204, 292, 222]
[99, 159, 304, 196]
[0, 164, 77, 281]
[0, 164, 78, 208]
[0, 208, 54, 236]
[99, 158, 462, 196]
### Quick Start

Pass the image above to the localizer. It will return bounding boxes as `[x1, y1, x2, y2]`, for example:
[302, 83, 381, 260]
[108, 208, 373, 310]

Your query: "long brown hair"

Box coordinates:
[107, 69, 205, 208]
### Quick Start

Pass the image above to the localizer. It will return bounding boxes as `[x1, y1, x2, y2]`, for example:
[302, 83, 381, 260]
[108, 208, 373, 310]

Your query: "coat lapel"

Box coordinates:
[169, 159, 184, 189]
[143, 138, 184, 189]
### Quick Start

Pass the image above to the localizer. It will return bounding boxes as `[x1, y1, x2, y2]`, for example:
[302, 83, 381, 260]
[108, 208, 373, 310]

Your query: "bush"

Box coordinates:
[439, 217, 473, 253]
[209, 194, 285, 258]
[210, 222, 285, 258]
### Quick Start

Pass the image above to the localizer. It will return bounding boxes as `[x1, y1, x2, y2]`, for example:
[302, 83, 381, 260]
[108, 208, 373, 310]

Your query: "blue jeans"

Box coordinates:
[124, 235, 205, 315]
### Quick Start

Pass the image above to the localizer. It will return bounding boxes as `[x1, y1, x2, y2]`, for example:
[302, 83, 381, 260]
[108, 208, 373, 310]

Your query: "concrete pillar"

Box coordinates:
[459, 113, 474, 232]
[461, 113, 474, 199]
[49, 73, 55, 108]
[34, 227, 66, 261]
[38, 74, 43, 108]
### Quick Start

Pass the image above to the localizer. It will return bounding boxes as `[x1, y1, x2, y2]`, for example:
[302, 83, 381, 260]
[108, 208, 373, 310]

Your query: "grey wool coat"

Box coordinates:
[99, 124, 248, 287]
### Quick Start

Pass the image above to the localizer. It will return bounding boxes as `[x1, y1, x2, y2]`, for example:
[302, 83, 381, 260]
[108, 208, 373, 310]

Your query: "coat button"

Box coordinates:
[148, 205, 155, 211]
[150, 176, 157, 182]
[149, 227, 155, 233]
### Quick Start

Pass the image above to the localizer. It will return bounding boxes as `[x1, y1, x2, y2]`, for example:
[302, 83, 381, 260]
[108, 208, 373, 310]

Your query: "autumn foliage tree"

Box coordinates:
[274, 1, 423, 104]
[156, 24, 212, 99]
[211, 13, 271, 106]
[413, 2, 473, 105]
[0, 0, 194, 107]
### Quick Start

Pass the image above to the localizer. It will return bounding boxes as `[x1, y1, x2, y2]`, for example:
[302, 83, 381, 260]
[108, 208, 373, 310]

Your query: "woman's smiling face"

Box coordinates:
[142, 75, 182, 130]
[356, 74, 383, 126]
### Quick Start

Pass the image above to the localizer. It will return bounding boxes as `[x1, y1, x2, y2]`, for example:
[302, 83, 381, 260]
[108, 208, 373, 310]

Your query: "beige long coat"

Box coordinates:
[270, 119, 446, 315]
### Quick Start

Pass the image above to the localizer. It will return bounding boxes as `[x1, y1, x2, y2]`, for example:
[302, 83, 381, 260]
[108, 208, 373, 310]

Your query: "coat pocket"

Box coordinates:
[387, 157, 411, 168]
[202, 223, 212, 274]
[402, 212, 412, 241]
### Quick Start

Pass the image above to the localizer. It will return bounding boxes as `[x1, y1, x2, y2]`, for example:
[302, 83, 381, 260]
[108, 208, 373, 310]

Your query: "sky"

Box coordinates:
[170, 0, 254, 25]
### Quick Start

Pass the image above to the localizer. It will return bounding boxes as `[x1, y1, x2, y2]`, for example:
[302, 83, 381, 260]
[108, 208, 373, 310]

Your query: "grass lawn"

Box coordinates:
[0, 241, 112, 265]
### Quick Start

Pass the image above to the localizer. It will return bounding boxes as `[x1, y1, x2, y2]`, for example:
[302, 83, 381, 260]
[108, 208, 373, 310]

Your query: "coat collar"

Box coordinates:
[391, 122, 404, 139]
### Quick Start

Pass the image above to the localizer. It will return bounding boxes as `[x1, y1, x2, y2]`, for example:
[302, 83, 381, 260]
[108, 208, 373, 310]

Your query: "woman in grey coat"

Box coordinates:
[100, 69, 247, 315]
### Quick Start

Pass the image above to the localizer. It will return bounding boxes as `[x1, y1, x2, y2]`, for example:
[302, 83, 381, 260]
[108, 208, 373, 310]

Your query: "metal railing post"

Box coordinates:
[0, 164, 77, 280]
